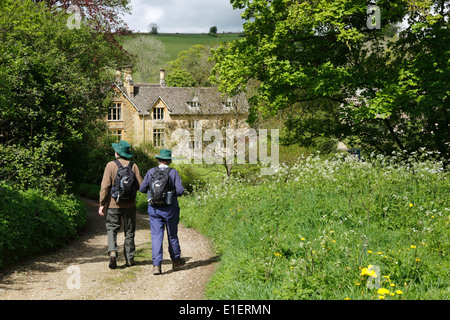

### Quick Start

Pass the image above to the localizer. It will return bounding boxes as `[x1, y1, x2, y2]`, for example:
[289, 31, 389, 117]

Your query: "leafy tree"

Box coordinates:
[167, 44, 215, 87]
[209, 26, 218, 36]
[166, 69, 196, 87]
[0, 0, 129, 189]
[148, 22, 159, 34]
[32, 0, 132, 33]
[121, 36, 168, 83]
[213, 0, 449, 164]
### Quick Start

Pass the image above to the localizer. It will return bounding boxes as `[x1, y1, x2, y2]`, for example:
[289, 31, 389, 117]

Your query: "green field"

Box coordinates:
[150, 33, 241, 63]
[121, 33, 241, 78]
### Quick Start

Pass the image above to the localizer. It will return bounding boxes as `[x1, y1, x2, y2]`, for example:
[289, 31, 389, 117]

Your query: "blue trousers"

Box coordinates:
[148, 207, 181, 266]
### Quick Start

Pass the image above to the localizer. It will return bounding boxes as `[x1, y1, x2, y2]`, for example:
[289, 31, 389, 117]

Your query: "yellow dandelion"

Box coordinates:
[390, 283, 395, 287]
[344, 297, 350, 300]
[367, 250, 373, 254]
[301, 238, 305, 241]
[377, 288, 390, 295]
[396, 290, 403, 295]
[411, 245, 417, 249]
[415, 259, 421, 262]
[360, 268, 368, 276]
[379, 295, 385, 300]
[389, 293, 395, 296]
[409, 203, 413, 207]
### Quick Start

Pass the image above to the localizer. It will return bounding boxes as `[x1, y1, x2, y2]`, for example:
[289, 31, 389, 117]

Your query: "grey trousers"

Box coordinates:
[106, 207, 136, 261]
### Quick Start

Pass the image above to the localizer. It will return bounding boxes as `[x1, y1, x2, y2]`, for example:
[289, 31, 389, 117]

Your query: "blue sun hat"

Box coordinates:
[112, 140, 133, 158]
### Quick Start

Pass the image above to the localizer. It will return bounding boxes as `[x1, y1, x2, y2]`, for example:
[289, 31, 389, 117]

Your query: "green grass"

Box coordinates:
[178, 153, 450, 300]
[151, 33, 241, 63]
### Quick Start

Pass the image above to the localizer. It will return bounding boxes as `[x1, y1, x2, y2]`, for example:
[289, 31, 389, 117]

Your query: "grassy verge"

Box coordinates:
[178, 153, 450, 300]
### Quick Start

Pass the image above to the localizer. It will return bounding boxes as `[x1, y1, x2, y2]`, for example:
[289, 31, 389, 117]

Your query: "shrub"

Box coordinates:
[0, 183, 87, 268]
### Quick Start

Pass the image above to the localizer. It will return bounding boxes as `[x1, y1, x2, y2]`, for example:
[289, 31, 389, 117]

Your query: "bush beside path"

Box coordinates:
[0, 198, 218, 300]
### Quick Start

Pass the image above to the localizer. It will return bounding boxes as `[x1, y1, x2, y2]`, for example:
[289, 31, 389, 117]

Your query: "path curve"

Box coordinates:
[0, 198, 218, 300]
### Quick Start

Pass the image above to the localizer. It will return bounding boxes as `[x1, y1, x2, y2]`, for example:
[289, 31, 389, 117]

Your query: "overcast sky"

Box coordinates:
[122, 0, 246, 33]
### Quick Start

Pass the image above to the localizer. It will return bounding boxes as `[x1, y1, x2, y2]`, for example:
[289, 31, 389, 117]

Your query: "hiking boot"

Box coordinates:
[109, 251, 117, 269]
[172, 258, 186, 271]
[153, 265, 162, 275]
[126, 258, 135, 267]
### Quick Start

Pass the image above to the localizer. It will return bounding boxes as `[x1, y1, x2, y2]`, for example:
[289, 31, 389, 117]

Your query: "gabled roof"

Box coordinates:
[113, 83, 140, 112]
[117, 83, 249, 116]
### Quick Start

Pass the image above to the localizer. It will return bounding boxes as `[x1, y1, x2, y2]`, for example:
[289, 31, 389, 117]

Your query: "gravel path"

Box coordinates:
[0, 198, 218, 300]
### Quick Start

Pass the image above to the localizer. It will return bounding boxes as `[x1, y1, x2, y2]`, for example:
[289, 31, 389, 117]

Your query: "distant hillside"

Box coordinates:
[120, 33, 242, 83]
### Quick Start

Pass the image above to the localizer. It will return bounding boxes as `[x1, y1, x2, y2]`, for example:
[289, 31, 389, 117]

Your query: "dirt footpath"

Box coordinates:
[0, 198, 218, 300]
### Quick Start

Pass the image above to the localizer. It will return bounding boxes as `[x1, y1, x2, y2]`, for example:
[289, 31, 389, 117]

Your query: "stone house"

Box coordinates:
[106, 67, 250, 149]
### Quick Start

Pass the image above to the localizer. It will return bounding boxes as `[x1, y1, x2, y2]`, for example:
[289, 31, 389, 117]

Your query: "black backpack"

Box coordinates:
[147, 167, 173, 206]
[111, 159, 137, 204]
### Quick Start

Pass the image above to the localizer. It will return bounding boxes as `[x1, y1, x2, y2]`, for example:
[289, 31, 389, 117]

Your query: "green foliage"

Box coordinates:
[209, 26, 218, 37]
[213, 0, 450, 165]
[166, 44, 216, 87]
[0, 183, 87, 269]
[0, 0, 130, 189]
[121, 35, 168, 83]
[166, 69, 196, 87]
[0, 138, 66, 194]
[179, 153, 449, 299]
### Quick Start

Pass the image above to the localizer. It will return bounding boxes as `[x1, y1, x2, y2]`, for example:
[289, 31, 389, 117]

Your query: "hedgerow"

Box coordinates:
[0, 183, 87, 268]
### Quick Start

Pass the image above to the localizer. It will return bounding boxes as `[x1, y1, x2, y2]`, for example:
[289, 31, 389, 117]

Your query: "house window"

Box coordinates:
[219, 119, 230, 128]
[153, 107, 164, 120]
[187, 101, 199, 109]
[108, 102, 122, 121]
[187, 96, 200, 110]
[109, 129, 122, 142]
[188, 120, 200, 129]
[153, 129, 165, 147]
[222, 100, 233, 110]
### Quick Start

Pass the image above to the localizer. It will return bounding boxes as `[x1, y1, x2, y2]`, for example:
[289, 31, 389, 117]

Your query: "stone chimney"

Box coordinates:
[123, 66, 134, 98]
[160, 68, 167, 87]
[115, 70, 122, 85]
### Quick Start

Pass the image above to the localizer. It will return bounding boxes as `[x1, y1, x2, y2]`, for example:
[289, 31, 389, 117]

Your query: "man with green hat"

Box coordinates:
[99, 140, 143, 269]
[139, 149, 185, 275]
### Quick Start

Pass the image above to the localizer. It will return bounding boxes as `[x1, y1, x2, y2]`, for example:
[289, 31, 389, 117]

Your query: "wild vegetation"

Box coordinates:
[178, 152, 449, 299]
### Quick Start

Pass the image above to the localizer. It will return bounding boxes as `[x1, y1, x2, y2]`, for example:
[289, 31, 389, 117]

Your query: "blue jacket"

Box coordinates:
[139, 166, 184, 214]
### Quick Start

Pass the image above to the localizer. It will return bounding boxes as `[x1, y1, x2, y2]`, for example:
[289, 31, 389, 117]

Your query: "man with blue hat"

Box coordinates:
[99, 140, 143, 269]
[139, 149, 185, 275]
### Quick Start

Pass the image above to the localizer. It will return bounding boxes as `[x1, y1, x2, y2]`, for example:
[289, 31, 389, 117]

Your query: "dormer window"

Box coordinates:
[153, 107, 164, 120]
[222, 98, 233, 111]
[187, 96, 200, 110]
